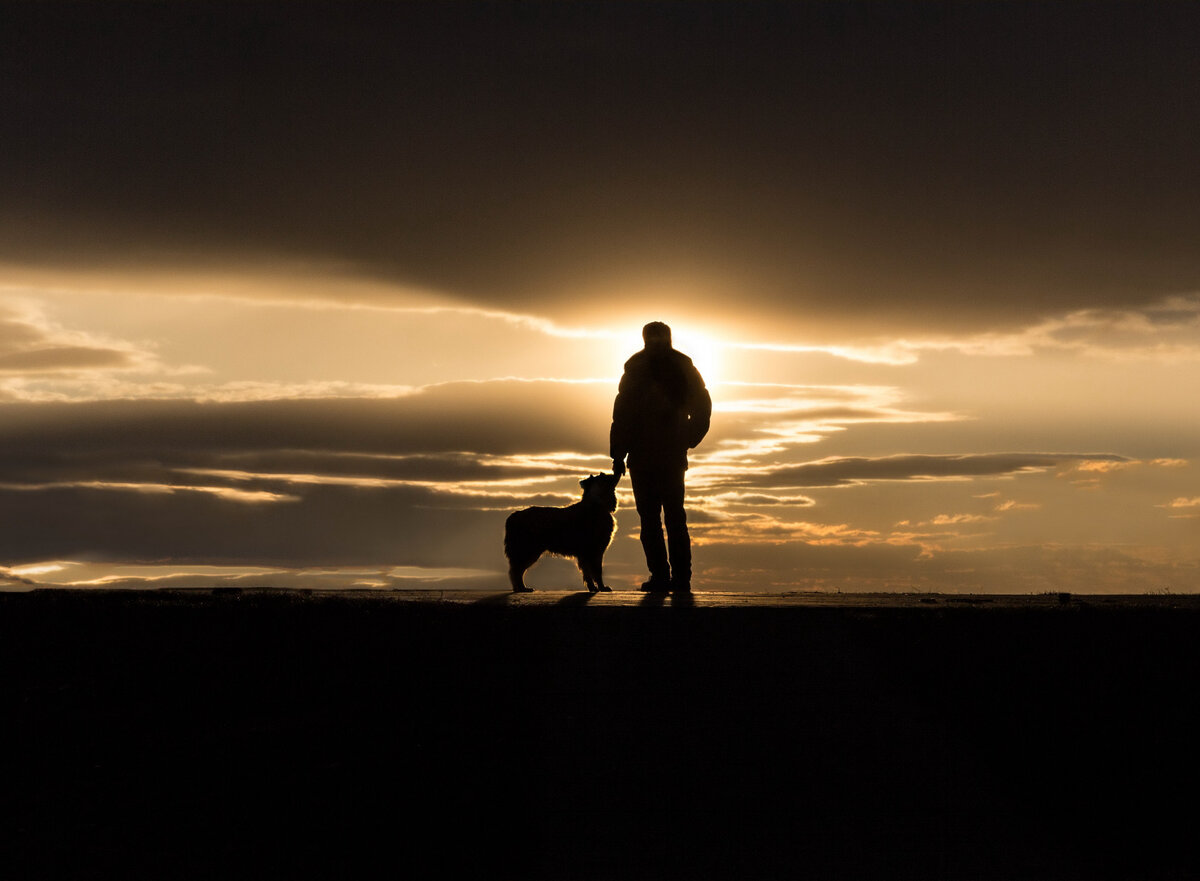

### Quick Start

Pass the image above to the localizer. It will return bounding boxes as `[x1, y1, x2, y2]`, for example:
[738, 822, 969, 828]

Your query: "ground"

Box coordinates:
[3, 588, 1198, 880]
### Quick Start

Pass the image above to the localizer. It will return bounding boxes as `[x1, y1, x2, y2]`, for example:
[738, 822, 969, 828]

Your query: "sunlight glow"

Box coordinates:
[671, 328, 724, 387]
[7, 562, 69, 577]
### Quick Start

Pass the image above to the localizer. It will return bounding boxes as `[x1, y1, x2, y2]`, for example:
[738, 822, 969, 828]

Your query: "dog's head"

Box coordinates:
[580, 472, 620, 512]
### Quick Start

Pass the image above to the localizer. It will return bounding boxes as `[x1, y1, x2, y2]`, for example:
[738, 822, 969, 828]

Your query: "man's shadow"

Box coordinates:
[638, 590, 694, 608]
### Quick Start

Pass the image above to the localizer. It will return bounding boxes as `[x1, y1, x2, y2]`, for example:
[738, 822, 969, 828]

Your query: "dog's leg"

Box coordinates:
[577, 557, 597, 592]
[508, 555, 536, 592]
[594, 556, 611, 592]
[578, 558, 597, 593]
[580, 555, 609, 593]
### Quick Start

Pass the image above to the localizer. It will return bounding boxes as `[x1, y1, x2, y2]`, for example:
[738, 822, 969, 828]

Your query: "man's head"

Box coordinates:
[642, 321, 672, 354]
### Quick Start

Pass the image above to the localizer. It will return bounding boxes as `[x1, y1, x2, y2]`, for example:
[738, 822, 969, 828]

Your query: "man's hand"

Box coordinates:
[612, 458, 626, 478]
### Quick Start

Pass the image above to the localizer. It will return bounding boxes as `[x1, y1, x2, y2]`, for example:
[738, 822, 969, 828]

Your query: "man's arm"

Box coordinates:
[685, 365, 712, 448]
[609, 371, 632, 476]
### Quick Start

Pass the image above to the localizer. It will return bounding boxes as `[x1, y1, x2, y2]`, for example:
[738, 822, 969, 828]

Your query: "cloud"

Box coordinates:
[719, 295, 1200, 368]
[0, 345, 134, 372]
[0, 381, 613, 463]
[0, 566, 39, 587]
[690, 514, 880, 547]
[0, 479, 297, 504]
[905, 513, 995, 527]
[0, 480, 508, 569]
[4, 562, 497, 592]
[0, 385, 618, 572]
[712, 453, 1130, 490]
[0, 260, 454, 317]
[0, 303, 145, 374]
[0, 381, 968, 496]
[693, 491, 818, 509]
[885, 295, 1200, 364]
[994, 499, 1041, 512]
[6, 3, 1200, 347]
[1026, 297, 1200, 362]
[0, 305, 1192, 593]
[0, 381, 1153, 584]
[1073, 460, 1136, 474]
[1164, 497, 1200, 518]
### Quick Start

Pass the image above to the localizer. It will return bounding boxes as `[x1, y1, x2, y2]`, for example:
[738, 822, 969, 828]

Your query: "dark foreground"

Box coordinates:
[3, 589, 1199, 880]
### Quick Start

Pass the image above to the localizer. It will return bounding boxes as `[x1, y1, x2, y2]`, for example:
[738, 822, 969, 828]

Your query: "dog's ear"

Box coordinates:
[579, 476, 591, 488]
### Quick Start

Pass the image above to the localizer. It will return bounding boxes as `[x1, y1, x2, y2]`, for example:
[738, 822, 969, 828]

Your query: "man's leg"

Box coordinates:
[631, 467, 671, 588]
[661, 468, 691, 591]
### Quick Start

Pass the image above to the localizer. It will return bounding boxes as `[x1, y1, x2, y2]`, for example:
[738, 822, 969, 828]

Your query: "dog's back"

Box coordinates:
[504, 500, 613, 560]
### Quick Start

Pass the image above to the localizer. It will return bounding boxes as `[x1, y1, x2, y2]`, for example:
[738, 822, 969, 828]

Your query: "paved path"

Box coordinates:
[4, 584, 1200, 879]
[159, 586, 1200, 609]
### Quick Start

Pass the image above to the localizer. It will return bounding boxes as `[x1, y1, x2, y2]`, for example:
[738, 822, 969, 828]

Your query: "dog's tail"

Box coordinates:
[502, 510, 519, 561]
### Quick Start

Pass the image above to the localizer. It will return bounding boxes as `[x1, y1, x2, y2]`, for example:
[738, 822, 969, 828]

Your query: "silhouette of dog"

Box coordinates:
[504, 472, 620, 593]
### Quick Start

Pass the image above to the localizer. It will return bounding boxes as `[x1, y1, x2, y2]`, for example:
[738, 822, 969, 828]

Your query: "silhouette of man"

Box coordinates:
[610, 321, 712, 593]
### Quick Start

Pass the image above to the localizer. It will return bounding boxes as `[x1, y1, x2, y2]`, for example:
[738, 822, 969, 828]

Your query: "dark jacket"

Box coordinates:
[610, 347, 712, 471]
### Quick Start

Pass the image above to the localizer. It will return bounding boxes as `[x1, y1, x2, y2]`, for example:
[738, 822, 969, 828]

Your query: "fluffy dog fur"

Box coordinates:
[504, 472, 620, 593]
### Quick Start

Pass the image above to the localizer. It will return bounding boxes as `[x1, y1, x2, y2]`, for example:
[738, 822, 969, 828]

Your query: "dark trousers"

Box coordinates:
[630, 465, 690, 582]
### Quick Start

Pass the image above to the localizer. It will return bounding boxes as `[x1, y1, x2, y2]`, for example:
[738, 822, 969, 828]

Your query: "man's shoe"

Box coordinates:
[640, 576, 672, 592]
[670, 578, 692, 594]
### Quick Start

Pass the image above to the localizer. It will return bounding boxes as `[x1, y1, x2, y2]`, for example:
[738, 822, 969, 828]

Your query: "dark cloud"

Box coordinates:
[37, 571, 500, 592]
[0, 447, 590, 490]
[729, 453, 1130, 489]
[0, 380, 614, 465]
[209, 451, 581, 485]
[3, 3, 1199, 334]
[0, 388, 1134, 574]
[0, 345, 135, 372]
[0, 481, 504, 570]
[0, 567, 38, 587]
[0, 308, 139, 373]
[0, 369, 1181, 589]
[703, 493, 818, 508]
[0, 384, 615, 570]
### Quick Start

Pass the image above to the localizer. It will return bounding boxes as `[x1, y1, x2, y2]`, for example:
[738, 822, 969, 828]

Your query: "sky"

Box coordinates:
[1, 1, 1197, 593]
